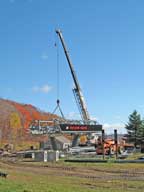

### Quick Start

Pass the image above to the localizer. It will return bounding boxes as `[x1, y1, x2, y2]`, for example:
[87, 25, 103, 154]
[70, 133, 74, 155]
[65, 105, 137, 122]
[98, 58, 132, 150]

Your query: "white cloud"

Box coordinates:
[114, 116, 121, 120]
[66, 112, 99, 122]
[41, 85, 52, 93]
[32, 84, 52, 94]
[103, 123, 126, 134]
[66, 112, 81, 120]
[41, 53, 48, 60]
[90, 115, 98, 121]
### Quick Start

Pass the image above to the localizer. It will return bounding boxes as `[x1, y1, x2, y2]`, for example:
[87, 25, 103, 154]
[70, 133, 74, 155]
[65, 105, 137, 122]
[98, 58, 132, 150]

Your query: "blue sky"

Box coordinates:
[1, 0, 144, 133]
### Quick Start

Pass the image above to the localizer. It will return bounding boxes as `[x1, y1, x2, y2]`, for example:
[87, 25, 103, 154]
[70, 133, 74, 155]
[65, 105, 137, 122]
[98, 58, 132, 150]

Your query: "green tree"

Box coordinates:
[125, 110, 142, 147]
[137, 119, 144, 144]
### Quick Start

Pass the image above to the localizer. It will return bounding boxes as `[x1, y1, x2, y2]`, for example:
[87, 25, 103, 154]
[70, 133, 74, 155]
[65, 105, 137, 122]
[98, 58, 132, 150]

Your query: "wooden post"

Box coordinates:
[114, 129, 118, 159]
[102, 129, 105, 160]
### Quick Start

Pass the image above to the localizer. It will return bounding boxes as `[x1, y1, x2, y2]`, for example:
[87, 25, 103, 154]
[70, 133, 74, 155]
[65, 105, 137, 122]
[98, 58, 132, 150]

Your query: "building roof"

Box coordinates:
[55, 135, 71, 144]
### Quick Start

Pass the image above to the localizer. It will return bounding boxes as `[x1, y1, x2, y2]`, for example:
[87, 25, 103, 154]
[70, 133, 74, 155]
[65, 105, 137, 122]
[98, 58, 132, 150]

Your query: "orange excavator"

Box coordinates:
[96, 137, 123, 155]
[96, 136, 135, 155]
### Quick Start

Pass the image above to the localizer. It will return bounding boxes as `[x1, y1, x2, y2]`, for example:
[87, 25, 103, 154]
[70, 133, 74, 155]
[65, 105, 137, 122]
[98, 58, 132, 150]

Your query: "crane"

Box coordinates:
[56, 29, 91, 122]
[30, 30, 102, 149]
[56, 29, 98, 146]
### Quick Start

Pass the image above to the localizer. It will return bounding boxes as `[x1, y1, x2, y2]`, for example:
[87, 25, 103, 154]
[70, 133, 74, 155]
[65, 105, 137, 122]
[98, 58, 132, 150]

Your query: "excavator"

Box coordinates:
[96, 136, 134, 155]
[96, 138, 119, 155]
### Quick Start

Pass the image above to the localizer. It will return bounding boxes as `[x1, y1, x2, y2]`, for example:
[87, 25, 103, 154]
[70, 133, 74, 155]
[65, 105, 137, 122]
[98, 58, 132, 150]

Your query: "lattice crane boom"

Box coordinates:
[56, 29, 90, 121]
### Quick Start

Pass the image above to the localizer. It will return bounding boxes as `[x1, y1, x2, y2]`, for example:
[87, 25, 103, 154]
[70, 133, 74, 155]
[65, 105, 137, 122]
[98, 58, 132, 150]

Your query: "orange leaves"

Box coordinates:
[7, 100, 58, 130]
[0, 99, 59, 144]
[9, 102, 33, 129]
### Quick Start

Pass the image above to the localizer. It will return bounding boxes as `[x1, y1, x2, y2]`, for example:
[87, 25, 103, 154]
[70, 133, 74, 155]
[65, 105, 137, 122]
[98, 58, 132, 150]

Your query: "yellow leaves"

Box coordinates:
[10, 112, 21, 137]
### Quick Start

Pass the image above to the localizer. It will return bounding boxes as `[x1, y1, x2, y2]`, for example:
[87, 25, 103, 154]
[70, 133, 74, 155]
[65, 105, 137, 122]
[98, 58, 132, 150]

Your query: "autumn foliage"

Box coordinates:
[0, 99, 58, 148]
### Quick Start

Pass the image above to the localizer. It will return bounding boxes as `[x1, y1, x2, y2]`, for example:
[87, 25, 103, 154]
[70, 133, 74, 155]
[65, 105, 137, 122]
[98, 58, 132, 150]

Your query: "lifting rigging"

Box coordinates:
[52, 38, 65, 119]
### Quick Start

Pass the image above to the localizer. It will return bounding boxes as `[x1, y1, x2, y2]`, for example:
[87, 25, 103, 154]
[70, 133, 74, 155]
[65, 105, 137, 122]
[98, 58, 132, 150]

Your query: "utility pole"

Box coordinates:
[114, 129, 118, 159]
[102, 129, 105, 160]
[134, 124, 137, 148]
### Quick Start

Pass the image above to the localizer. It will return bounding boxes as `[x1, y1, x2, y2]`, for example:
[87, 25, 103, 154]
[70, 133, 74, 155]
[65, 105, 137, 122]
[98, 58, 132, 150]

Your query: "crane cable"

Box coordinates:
[52, 35, 65, 118]
[56, 33, 59, 100]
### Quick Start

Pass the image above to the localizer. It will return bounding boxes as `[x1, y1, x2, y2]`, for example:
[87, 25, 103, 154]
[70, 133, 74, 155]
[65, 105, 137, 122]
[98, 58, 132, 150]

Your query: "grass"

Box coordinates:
[0, 160, 144, 192]
[0, 174, 101, 192]
[0, 178, 140, 192]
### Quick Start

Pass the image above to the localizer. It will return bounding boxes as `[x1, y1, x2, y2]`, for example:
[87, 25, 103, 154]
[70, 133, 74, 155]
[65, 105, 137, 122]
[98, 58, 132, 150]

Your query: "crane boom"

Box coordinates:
[56, 29, 90, 121]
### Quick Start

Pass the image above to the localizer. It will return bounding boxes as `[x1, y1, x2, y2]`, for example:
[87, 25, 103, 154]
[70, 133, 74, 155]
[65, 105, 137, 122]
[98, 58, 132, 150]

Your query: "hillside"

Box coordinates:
[0, 98, 58, 149]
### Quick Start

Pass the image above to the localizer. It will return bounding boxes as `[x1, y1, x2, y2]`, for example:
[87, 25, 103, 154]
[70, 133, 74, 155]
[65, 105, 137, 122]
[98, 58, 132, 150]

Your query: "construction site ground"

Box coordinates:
[0, 158, 144, 192]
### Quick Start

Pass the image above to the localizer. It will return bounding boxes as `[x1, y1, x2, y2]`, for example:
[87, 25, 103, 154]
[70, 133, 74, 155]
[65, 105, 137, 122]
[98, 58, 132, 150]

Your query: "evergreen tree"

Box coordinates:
[137, 119, 144, 144]
[125, 110, 142, 147]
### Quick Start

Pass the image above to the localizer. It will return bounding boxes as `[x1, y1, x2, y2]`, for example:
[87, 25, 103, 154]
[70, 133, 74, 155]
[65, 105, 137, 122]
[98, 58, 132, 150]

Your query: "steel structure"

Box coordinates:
[56, 29, 90, 122]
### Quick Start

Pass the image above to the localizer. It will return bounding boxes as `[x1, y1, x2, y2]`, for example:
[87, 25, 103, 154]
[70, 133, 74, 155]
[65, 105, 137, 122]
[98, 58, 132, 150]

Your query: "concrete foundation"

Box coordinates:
[34, 150, 59, 162]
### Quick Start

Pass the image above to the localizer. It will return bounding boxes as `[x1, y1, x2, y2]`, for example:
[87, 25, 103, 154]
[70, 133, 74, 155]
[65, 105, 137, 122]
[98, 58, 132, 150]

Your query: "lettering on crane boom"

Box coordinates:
[60, 124, 102, 133]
